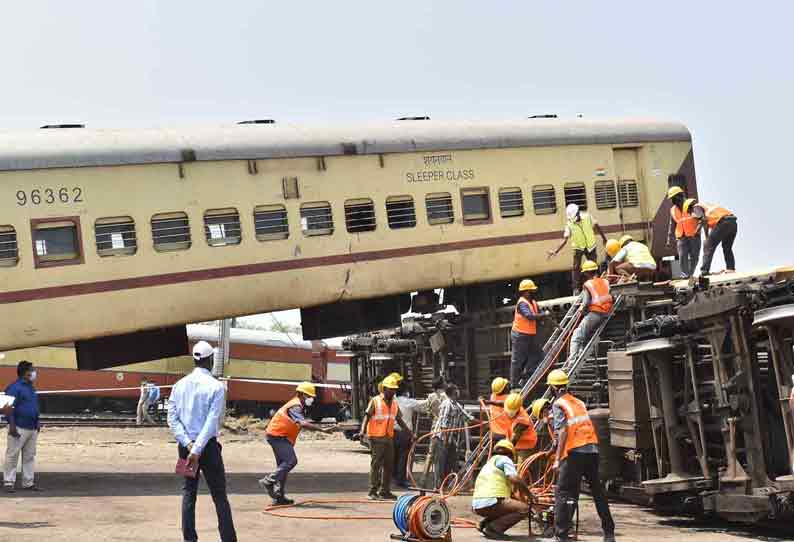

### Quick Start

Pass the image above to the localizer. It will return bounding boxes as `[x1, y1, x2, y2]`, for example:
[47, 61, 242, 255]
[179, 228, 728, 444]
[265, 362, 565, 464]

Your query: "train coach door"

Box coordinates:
[613, 148, 646, 236]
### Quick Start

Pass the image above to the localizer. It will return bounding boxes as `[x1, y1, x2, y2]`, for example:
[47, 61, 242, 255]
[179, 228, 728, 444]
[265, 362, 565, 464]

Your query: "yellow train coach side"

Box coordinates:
[0, 118, 694, 358]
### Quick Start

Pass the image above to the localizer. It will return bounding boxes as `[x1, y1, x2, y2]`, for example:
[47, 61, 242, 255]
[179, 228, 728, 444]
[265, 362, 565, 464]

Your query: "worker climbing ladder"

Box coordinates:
[454, 285, 626, 487]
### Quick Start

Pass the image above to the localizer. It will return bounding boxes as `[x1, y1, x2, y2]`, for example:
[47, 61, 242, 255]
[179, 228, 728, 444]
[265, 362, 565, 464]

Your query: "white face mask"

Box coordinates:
[28, 371, 37, 382]
[305, 397, 314, 407]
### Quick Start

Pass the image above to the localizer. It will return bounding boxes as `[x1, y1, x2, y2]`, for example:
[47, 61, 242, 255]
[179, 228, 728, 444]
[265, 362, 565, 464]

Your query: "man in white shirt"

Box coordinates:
[393, 387, 427, 488]
[168, 341, 237, 542]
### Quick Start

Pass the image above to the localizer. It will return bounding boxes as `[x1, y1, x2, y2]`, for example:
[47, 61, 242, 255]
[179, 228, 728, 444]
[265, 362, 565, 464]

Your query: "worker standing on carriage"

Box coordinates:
[667, 186, 701, 278]
[547, 203, 609, 293]
[547, 369, 615, 542]
[568, 260, 614, 364]
[684, 198, 738, 276]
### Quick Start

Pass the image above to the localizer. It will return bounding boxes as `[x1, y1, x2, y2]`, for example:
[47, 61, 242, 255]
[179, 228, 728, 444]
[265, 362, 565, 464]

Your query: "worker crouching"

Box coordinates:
[548, 370, 615, 542]
[360, 375, 414, 500]
[504, 393, 538, 464]
[607, 235, 656, 281]
[568, 260, 614, 363]
[261, 382, 336, 505]
[472, 439, 532, 540]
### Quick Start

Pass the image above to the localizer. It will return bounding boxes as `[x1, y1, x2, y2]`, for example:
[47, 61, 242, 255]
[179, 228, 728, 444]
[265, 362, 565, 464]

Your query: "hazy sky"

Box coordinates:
[4, 2, 792, 327]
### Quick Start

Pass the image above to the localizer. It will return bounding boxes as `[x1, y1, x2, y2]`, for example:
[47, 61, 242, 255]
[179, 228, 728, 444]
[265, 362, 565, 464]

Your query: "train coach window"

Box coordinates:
[345, 198, 376, 233]
[151, 212, 191, 252]
[618, 180, 639, 207]
[594, 180, 617, 210]
[31, 217, 84, 268]
[0, 226, 19, 266]
[564, 183, 588, 211]
[301, 202, 334, 236]
[204, 208, 242, 247]
[531, 185, 557, 215]
[386, 196, 417, 229]
[254, 204, 289, 241]
[498, 187, 524, 218]
[461, 188, 491, 224]
[95, 217, 137, 257]
[426, 193, 454, 225]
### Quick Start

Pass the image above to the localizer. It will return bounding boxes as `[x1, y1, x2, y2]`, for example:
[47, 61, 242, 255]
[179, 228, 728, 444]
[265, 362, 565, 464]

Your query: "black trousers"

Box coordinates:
[179, 439, 237, 542]
[701, 217, 737, 274]
[510, 331, 543, 387]
[392, 429, 412, 486]
[554, 451, 614, 540]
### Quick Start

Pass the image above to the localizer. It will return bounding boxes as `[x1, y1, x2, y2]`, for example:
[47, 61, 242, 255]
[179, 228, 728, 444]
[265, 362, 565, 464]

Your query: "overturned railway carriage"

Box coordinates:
[0, 118, 693, 369]
[344, 269, 794, 526]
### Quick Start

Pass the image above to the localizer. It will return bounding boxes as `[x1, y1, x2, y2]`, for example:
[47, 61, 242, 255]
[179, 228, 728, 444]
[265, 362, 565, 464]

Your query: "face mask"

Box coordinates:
[28, 371, 37, 382]
[305, 397, 314, 407]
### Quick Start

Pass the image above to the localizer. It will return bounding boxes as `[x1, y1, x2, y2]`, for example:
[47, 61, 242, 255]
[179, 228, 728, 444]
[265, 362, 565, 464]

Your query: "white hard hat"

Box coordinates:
[566, 203, 579, 220]
[192, 341, 216, 361]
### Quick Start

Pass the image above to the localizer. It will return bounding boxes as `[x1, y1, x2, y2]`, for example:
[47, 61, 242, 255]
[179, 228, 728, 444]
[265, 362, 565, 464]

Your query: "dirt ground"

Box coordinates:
[0, 426, 789, 542]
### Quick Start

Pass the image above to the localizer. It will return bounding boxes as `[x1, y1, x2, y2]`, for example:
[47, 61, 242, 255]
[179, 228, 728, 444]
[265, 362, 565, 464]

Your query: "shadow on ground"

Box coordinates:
[8, 471, 371, 498]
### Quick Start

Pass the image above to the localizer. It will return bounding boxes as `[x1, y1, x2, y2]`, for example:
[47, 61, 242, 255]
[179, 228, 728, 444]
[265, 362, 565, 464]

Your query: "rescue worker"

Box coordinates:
[667, 186, 701, 278]
[683, 198, 738, 276]
[606, 235, 656, 281]
[504, 393, 538, 464]
[359, 375, 414, 500]
[530, 398, 554, 440]
[471, 439, 531, 539]
[568, 260, 614, 363]
[394, 382, 426, 488]
[481, 377, 511, 444]
[260, 382, 335, 505]
[547, 369, 615, 542]
[422, 378, 447, 482]
[547, 203, 608, 293]
[510, 279, 550, 388]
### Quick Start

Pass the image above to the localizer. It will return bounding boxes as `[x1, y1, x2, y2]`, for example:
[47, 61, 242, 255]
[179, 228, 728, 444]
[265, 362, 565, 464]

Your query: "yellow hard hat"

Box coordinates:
[683, 198, 696, 214]
[531, 398, 551, 419]
[387, 372, 404, 383]
[667, 186, 684, 199]
[606, 239, 621, 258]
[581, 260, 598, 273]
[296, 382, 317, 397]
[382, 375, 400, 389]
[505, 393, 523, 417]
[491, 377, 509, 395]
[547, 369, 569, 387]
[619, 234, 633, 248]
[518, 279, 538, 292]
[493, 439, 515, 456]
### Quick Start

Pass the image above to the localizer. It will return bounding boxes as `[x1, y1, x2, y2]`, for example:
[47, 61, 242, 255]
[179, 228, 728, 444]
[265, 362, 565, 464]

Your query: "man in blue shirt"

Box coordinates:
[3, 361, 41, 492]
[168, 341, 237, 542]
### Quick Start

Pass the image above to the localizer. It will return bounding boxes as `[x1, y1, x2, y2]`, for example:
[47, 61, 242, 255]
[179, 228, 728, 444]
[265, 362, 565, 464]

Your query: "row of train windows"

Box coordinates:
[0, 180, 638, 268]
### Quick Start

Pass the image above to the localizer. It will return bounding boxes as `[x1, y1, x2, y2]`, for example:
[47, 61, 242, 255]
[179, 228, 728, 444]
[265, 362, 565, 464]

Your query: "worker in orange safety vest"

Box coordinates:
[359, 375, 414, 500]
[568, 260, 613, 364]
[504, 393, 538, 464]
[510, 279, 551, 388]
[260, 382, 337, 505]
[548, 369, 615, 542]
[667, 186, 701, 278]
[683, 198, 738, 276]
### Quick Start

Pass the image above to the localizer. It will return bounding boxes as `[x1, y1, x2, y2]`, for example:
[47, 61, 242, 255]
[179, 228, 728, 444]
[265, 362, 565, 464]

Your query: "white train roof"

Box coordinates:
[0, 117, 691, 172]
[187, 324, 318, 350]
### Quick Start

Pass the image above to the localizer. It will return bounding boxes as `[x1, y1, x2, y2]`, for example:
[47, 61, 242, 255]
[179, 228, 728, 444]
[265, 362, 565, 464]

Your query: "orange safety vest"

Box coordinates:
[555, 393, 599, 460]
[670, 205, 699, 239]
[509, 408, 538, 451]
[367, 395, 399, 438]
[489, 393, 512, 437]
[512, 297, 539, 335]
[583, 277, 613, 314]
[695, 202, 734, 229]
[266, 397, 303, 445]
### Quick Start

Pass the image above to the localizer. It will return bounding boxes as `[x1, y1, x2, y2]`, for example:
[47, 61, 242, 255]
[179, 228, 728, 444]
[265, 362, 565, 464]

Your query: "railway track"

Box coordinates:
[1, 415, 348, 429]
